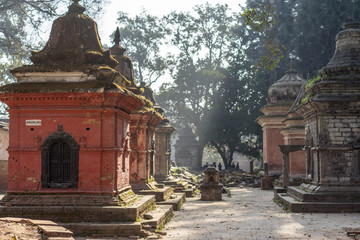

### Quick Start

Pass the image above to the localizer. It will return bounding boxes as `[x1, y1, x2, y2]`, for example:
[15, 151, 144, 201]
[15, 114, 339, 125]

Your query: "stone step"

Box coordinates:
[0, 195, 156, 222]
[275, 192, 360, 213]
[141, 205, 173, 230]
[64, 221, 151, 238]
[136, 186, 173, 202]
[157, 193, 186, 211]
[47, 238, 75, 240]
[38, 225, 73, 238]
[174, 188, 196, 197]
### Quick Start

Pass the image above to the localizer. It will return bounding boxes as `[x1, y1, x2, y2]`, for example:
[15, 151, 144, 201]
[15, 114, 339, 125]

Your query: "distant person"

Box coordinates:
[218, 162, 222, 171]
[204, 162, 209, 168]
[231, 162, 235, 169]
[236, 162, 240, 170]
[212, 162, 216, 167]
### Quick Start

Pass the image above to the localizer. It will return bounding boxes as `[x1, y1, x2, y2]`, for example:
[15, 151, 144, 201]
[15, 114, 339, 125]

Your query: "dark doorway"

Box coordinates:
[42, 125, 79, 189]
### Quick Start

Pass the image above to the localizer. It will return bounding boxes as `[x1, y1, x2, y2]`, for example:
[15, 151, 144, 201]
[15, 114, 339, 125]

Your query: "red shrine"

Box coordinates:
[0, 1, 144, 198]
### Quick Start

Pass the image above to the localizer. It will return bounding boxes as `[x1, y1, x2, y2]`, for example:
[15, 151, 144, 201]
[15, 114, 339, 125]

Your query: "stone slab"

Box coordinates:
[38, 225, 73, 237]
[64, 222, 146, 237]
[142, 205, 173, 229]
[0, 217, 27, 223]
[137, 186, 173, 202]
[157, 193, 186, 211]
[0, 195, 156, 222]
[47, 238, 75, 240]
[275, 192, 360, 213]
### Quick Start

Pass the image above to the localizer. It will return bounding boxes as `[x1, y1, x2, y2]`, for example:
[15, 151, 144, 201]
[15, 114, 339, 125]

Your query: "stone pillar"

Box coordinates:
[279, 145, 304, 188]
[280, 108, 306, 183]
[154, 119, 175, 182]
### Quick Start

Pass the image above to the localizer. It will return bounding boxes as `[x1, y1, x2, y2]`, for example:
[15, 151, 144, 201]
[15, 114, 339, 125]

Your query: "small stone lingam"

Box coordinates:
[200, 167, 223, 201]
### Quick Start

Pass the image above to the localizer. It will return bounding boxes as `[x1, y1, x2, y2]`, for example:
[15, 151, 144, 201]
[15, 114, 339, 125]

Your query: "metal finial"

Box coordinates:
[290, 59, 294, 69]
[114, 27, 121, 45]
[73, 0, 80, 4]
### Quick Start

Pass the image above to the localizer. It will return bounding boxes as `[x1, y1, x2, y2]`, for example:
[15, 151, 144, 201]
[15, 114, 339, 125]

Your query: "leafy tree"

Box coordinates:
[158, 3, 234, 167]
[116, 10, 170, 86]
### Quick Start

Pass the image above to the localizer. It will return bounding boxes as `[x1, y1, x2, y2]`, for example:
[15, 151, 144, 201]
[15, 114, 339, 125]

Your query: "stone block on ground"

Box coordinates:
[156, 193, 186, 211]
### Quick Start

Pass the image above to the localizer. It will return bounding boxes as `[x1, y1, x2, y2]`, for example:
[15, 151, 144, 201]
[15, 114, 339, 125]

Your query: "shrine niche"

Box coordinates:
[41, 125, 79, 189]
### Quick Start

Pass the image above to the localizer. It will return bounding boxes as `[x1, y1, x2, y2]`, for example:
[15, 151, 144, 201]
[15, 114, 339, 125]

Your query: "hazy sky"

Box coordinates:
[98, 0, 245, 47]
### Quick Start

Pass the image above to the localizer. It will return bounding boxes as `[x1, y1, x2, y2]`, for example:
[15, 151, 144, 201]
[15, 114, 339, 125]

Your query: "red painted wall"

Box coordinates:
[1, 92, 141, 194]
[263, 127, 284, 175]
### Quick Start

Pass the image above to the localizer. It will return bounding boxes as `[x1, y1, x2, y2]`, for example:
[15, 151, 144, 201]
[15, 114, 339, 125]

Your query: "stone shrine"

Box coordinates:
[257, 67, 306, 177]
[276, 23, 360, 212]
[174, 126, 201, 169]
[0, 0, 158, 224]
[200, 167, 223, 201]
[155, 119, 175, 182]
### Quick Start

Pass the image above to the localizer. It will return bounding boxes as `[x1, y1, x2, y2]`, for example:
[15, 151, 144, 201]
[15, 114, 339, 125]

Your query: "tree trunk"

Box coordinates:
[210, 140, 229, 169]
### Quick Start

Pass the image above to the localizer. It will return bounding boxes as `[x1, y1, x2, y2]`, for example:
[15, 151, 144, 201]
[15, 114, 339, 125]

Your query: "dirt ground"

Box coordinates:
[162, 187, 360, 240]
[0, 188, 359, 240]
[0, 221, 41, 240]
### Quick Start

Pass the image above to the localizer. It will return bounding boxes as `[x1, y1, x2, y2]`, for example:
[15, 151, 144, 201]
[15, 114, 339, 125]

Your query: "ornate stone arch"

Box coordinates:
[41, 125, 79, 189]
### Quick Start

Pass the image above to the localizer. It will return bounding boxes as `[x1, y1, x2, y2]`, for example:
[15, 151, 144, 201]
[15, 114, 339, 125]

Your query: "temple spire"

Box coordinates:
[114, 27, 121, 46]
[68, 0, 85, 14]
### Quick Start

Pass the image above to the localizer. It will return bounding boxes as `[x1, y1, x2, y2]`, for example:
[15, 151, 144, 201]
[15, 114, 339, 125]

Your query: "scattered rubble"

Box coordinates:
[217, 169, 265, 188]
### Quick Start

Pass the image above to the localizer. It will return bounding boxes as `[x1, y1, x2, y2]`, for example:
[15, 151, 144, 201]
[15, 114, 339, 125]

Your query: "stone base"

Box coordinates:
[261, 176, 274, 190]
[0, 194, 156, 222]
[274, 184, 360, 213]
[1, 189, 138, 207]
[141, 205, 174, 230]
[136, 186, 173, 202]
[157, 193, 186, 211]
[200, 184, 222, 201]
[65, 222, 147, 238]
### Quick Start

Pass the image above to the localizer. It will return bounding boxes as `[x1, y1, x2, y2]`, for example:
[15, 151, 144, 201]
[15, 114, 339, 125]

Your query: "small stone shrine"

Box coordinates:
[0, 0, 158, 224]
[155, 119, 175, 182]
[275, 23, 360, 212]
[200, 167, 223, 201]
[257, 66, 306, 177]
[174, 126, 201, 169]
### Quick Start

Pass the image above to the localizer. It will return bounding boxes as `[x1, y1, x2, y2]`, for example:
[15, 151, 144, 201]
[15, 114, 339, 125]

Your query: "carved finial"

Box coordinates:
[114, 27, 121, 46]
[58, 125, 63, 132]
[290, 59, 294, 69]
[68, 0, 85, 14]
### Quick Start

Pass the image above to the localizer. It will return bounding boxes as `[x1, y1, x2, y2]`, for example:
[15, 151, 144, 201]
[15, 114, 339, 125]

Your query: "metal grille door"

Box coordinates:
[49, 140, 71, 183]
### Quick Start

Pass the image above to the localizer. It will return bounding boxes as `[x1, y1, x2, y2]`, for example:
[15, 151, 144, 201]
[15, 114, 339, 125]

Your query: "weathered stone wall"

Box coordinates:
[263, 127, 284, 175]
[305, 115, 360, 186]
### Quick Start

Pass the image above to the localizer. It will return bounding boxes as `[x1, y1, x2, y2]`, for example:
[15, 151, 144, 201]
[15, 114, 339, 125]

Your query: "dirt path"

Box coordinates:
[162, 187, 360, 240]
